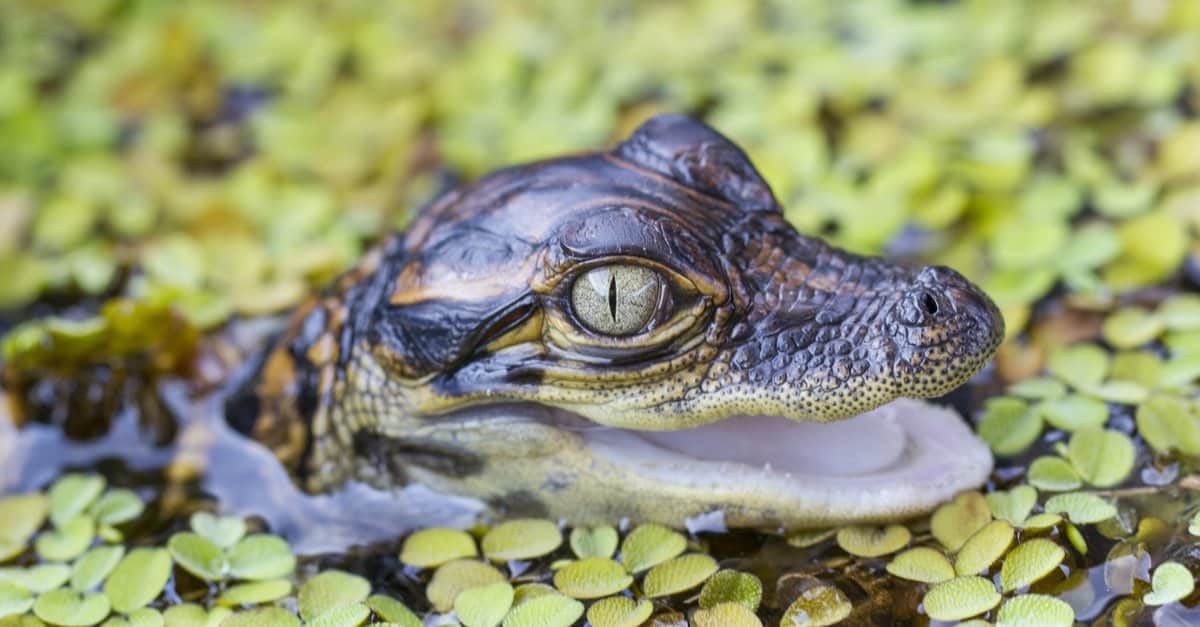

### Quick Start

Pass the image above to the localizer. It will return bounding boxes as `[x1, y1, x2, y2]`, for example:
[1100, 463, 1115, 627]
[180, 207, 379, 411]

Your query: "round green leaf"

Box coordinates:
[955, 520, 1015, 576]
[304, 602, 369, 627]
[995, 593, 1075, 627]
[781, 583, 852, 627]
[923, 576, 1001, 622]
[188, 513, 246, 549]
[0, 493, 48, 548]
[100, 607, 163, 627]
[500, 593, 582, 627]
[618, 524, 686, 574]
[35, 516, 95, 562]
[226, 534, 295, 581]
[88, 491, 143, 527]
[1077, 380, 1149, 405]
[48, 475, 105, 528]
[426, 560, 507, 613]
[1103, 307, 1164, 349]
[71, 545, 125, 592]
[215, 579, 292, 607]
[978, 397, 1043, 456]
[886, 547, 954, 583]
[1137, 395, 1200, 455]
[365, 595, 421, 627]
[693, 602, 762, 627]
[219, 607, 299, 627]
[167, 533, 226, 581]
[1158, 354, 1200, 388]
[1047, 344, 1108, 389]
[0, 564, 70, 593]
[568, 527, 618, 560]
[698, 569, 762, 611]
[1161, 295, 1200, 331]
[642, 554, 718, 598]
[1038, 395, 1108, 432]
[481, 520, 562, 562]
[454, 581, 513, 627]
[1044, 492, 1117, 524]
[33, 589, 111, 626]
[162, 604, 231, 627]
[1000, 539, 1066, 592]
[297, 570, 370, 621]
[103, 548, 172, 613]
[0, 581, 33, 618]
[836, 524, 910, 558]
[584, 596, 652, 627]
[1066, 428, 1135, 487]
[399, 528, 477, 568]
[986, 485, 1038, 526]
[1027, 456, 1083, 492]
[1143, 561, 1195, 606]
[552, 558, 631, 599]
[930, 491, 992, 552]
[1008, 377, 1067, 400]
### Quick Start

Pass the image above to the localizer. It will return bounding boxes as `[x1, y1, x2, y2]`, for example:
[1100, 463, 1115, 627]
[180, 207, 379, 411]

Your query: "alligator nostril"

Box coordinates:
[921, 293, 939, 316]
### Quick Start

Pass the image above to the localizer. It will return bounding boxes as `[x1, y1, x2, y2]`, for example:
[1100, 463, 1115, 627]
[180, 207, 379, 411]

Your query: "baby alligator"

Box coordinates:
[227, 115, 1004, 528]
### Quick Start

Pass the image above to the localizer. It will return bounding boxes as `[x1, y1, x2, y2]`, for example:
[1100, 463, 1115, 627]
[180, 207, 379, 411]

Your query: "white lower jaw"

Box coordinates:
[584, 398, 993, 521]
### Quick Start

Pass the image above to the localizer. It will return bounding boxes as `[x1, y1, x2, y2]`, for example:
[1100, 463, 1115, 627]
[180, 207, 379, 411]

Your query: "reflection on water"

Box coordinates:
[0, 383, 483, 556]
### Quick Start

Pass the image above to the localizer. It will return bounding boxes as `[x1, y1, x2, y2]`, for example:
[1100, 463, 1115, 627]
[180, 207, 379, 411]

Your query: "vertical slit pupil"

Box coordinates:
[608, 275, 618, 321]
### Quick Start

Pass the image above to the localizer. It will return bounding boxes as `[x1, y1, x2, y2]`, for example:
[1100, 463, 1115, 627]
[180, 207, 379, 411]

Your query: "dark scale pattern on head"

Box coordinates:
[237, 113, 1005, 495]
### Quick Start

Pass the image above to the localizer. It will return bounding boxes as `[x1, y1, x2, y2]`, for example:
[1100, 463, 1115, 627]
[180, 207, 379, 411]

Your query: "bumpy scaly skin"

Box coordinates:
[228, 115, 1004, 527]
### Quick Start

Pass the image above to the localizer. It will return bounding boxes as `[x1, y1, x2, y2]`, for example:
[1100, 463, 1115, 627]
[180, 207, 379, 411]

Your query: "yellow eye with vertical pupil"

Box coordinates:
[571, 265, 662, 336]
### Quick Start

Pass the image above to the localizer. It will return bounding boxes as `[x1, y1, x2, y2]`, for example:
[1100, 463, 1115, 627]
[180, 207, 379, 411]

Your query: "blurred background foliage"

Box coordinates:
[1, 0, 1199, 367]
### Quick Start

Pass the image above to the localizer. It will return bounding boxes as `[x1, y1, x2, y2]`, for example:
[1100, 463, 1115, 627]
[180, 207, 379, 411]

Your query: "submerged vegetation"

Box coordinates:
[2, 0, 1200, 624]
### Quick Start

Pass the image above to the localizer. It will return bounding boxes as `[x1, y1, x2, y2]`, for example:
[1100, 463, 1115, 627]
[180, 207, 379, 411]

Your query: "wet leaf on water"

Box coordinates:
[226, 534, 295, 581]
[698, 569, 762, 610]
[1102, 307, 1164, 349]
[1066, 428, 1135, 487]
[784, 528, 836, 549]
[1019, 513, 1063, 531]
[619, 524, 686, 574]
[1000, 538, 1066, 592]
[303, 602, 369, 627]
[1047, 343, 1108, 389]
[642, 554, 719, 598]
[100, 607, 163, 627]
[1065, 523, 1088, 556]
[584, 596, 652, 627]
[1160, 295, 1200, 331]
[218, 607, 299, 627]
[1143, 561, 1195, 606]
[1136, 395, 1200, 456]
[188, 513, 245, 549]
[986, 485, 1038, 526]
[1077, 380, 1149, 405]
[0, 582, 33, 619]
[161, 603, 232, 627]
[500, 592, 582, 627]
[510, 583, 558, 606]
[400, 528, 477, 568]
[930, 491, 991, 552]
[365, 595, 421, 627]
[167, 533, 227, 581]
[426, 559, 507, 613]
[104, 548, 172, 613]
[995, 593, 1075, 627]
[48, 475, 105, 529]
[835, 524, 911, 558]
[922, 576, 1001, 622]
[215, 579, 292, 607]
[88, 490, 143, 528]
[780, 582, 852, 626]
[481, 519, 562, 562]
[33, 588, 111, 626]
[955, 520, 1015, 576]
[454, 581, 513, 627]
[0, 493, 48, 557]
[0, 564, 70, 594]
[1007, 377, 1067, 400]
[1027, 456, 1083, 492]
[1158, 354, 1200, 388]
[886, 547, 954, 583]
[1038, 395, 1108, 432]
[692, 602, 762, 627]
[297, 570, 370, 622]
[978, 397, 1043, 456]
[568, 527, 618, 560]
[552, 558, 631, 599]
[35, 516, 95, 562]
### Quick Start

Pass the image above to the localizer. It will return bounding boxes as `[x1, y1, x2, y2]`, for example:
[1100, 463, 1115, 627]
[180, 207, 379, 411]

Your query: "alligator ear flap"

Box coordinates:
[614, 114, 780, 213]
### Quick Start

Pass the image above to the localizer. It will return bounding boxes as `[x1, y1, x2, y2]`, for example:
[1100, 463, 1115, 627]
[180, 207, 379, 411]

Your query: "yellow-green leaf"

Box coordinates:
[551, 558, 631, 599]
[481, 520, 562, 562]
[1000, 539, 1066, 592]
[642, 554, 719, 598]
[399, 528, 477, 568]
[923, 576, 1001, 622]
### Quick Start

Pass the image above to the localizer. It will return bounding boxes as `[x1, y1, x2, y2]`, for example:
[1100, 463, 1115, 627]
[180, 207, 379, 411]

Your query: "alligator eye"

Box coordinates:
[921, 292, 939, 315]
[571, 265, 662, 336]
